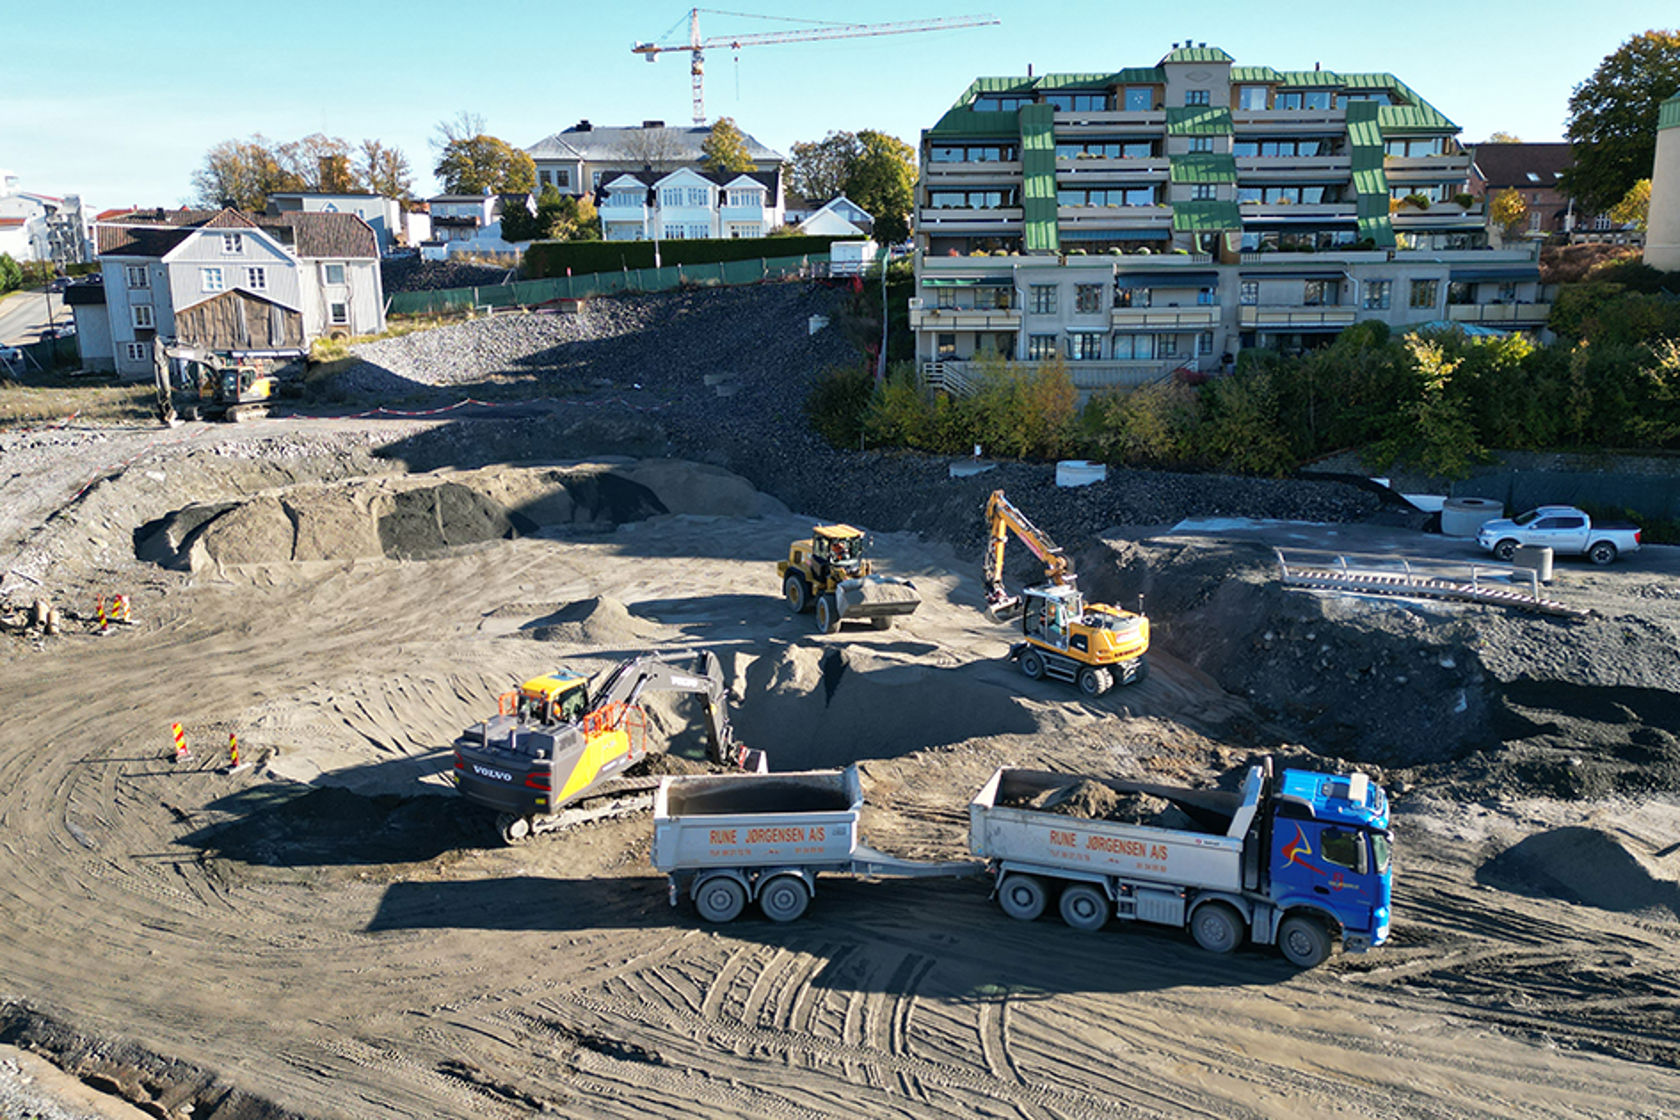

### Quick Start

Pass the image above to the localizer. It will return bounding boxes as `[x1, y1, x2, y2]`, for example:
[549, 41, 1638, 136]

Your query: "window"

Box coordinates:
[131, 304, 154, 329]
[1384, 137, 1446, 158]
[1187, 136, 1213, 153]
[1112, 333, 1153, 360]
[592, 171, 604, 189]
[974, 94, 1033, 112]
[1409, 279, 1439, 308]
[936, 333, 956, 358]
[1056, 140, 1154, 160]
[930, 143, 1019, 162]
[1123, 86, 1153, 111]
[1027, 334, 1058, 360]
[1030, 285, 1058, 314]
[1240, 281, 1259, 306]
[928, 188, 1018, 209]
[246, 267, 266, 291]
[1497, 282, 1518, 303]
[1233, 137, 1341, 158]
[1043, 92, 1108, 112]
[661, 188, 683, 207]
[124, 265, 149, 289]
[936, 287, 957, 309]
[1303, 280, 1339, 307]
[1320, 828, 1365, 872]
[1198, 331, 1213, 355]
[1237, 85, 1268, 110]
[1157, 333, 1179, 357]
[539, 170, 552, 187]
[1069, 332, 1104, 360]
[1191, 184, 1216, 201]
[1196, 287, 1216, 306]
[1235, 184, 1346, 205]
[728, 223, 761, 238]
[1362, 280, 1392, 310]
[325, 263, 346, 285]
[664, 225, 686, 240]
[1113, 286, 1150, 308]
[1075, 284, 1103, 313]
[689, 224, 710, 239]
[222, 233, 243, 253]
[1055, 186, 1155, 207]
[1275, 91, 1302, 111]
[124, 342, 149, 363]
[727, 189, 761, 208]
[1184, 89, 1210, 107]
[201, 267, 224, 292]
[1529, 210, 1544, 231]
[329, 302, 349, 325]
[977, 287, 1012, 310]
[556, 169, 571, 189]
[685, 187, 708, 207]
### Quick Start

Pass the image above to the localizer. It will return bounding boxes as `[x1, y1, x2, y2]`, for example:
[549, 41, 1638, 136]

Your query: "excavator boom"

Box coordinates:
[983, 490, 1074, 620]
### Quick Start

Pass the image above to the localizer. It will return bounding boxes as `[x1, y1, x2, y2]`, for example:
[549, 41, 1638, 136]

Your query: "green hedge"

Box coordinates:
[524, 235, 844, 279]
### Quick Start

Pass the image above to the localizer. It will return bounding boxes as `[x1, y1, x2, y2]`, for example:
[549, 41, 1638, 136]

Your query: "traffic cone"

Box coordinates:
[171, 722, 191, 763]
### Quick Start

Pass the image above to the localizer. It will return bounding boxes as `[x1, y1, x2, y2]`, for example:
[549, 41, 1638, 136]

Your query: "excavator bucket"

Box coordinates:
[835, 576, 921, 622]
[986, 592, 1025, 622]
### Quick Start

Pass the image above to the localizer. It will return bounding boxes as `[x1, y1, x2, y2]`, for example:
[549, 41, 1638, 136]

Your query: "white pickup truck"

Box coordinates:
[1476, 505, 1643, 565]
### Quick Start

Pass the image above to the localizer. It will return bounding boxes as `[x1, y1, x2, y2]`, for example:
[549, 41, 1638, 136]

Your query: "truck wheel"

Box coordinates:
[694, 875, 747, 923]
[1493, 538, 1518, 562]
[815, 596, 842, 634]
[759, 875, 810, 922]
[1058, 884, 1108, 931]
[1190, 902, 1243, 954]
[497, 813, 533, 845]
[1278, 914, 1333, 968]
[783, 573, 812, 613]
[1077, 666, 1113, 697]
[1018, 649, 1045, 681]
[997, 874, 1047, 921]
[1588, 541, 1617, 566]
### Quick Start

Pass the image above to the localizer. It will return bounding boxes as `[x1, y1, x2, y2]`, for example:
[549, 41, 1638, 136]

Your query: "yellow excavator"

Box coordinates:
[779, 524, 921, 633]
[982, 490, 1149, 696]
[151, 338, 274, 424]
[452, 649, 766, 844]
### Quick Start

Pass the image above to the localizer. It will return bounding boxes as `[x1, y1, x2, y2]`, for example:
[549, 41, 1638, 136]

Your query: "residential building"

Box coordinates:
[0, 170, 90, 265]
[71, 207, 383, 379]
[596, 167, 783, 241]
[1646, 90, 1680, 273]
[525, 119, 783, 198]
[426, 193, 503, 244]
[1464, 142, 1613, 239]
[911, 44, 1549, 396]
[798, 195, 874, 238]
[266, 191, 406, 253]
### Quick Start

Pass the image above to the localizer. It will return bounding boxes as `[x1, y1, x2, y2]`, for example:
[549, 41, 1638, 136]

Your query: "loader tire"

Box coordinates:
[783, 572, 812, 613]
[870, 616, 893, 631]
[815, 595, 842, 634]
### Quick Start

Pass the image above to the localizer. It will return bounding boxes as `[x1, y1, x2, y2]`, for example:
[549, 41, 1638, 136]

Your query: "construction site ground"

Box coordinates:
[1, 285, 1678, 1120]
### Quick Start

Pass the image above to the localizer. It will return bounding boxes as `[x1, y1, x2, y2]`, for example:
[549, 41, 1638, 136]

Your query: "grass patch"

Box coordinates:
[307, 316, 454, 363]
[0, 380, 154, 427]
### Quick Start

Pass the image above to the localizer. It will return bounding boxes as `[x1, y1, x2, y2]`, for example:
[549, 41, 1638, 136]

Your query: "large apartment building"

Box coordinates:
[912, 45, 1548, 397]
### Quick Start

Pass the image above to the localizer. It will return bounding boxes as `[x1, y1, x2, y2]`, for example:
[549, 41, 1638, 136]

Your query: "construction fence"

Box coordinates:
[386, 253, 833, 318]
[0, 334, 79, 377]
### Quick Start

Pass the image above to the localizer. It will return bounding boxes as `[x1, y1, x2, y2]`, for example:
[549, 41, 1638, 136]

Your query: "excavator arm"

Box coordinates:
[983, 490, 1075, 620]
[588, 649, 761, 769]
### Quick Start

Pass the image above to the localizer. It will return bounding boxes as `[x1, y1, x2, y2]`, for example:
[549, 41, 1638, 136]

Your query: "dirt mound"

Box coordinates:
[1013, 780, 1196, 828]
[1477, 826, 1680, 920]
[520, 596, 657, 646]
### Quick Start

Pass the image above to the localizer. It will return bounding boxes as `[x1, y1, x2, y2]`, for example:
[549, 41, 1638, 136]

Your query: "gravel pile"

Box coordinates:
[379, 257, 515, 294]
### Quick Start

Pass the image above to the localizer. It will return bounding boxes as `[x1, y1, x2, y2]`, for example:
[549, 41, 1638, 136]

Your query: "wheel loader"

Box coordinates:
[779, 524, 921, 634]
[452, 649, 766, 844]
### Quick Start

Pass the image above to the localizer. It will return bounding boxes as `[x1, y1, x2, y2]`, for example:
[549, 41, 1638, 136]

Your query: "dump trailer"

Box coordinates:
[454, 649, 766, 844]
[779, 524, 921, 634]
[654, 767, 981, 922]
[969, 761, 1392, 967]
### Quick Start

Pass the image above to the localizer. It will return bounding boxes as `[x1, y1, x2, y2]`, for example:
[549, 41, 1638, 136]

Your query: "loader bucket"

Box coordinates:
[835, 576, 921, 621]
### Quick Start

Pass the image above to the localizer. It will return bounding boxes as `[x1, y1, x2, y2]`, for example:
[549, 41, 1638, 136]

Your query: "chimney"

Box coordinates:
[1314, 61, 1321, 71]
[575, 119, 592, 131]
[642, 120, 665, 129]
[1027, 63, 1033, 78]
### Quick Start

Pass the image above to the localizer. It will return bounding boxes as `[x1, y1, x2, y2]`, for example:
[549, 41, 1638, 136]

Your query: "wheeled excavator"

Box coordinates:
[779, 524, 921, 633]
[982, 490, 1149, 696]
[452, 649, 766, 844]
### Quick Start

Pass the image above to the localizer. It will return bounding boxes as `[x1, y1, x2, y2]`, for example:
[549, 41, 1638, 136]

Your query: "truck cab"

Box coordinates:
[1266, 769, 1392, 956]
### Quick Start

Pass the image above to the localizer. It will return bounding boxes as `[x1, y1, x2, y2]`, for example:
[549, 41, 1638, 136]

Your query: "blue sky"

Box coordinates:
[3, 0, 1676, 215]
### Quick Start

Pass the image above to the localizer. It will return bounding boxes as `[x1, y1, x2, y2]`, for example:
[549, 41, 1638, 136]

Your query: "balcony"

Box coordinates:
[1446, 302, 1552, 326]
[1239, 306, 1358, 328]
[1231, 108, 1345, 130]
[917, 208, 1024, 234]
[1056, 158, 1170, 178]
[1056, 110, 1167, 128]
[909, 306, 1022, 331]
[1238, 250, 1389, 264]
[1234, 156, 1350, 178]
[924, 160, 1023, 182]
[1111, 306, 1218, 328]
[1384, 154, 1471, 175]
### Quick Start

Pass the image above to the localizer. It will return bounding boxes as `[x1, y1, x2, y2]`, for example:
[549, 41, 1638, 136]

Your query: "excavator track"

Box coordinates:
[495, 776, 663, 844]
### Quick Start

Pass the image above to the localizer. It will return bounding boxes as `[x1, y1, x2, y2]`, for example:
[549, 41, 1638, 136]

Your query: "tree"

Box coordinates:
[701, 117, 757, 173]
[1490, 187, 1530, 238]
[615, 126, 684, 173]
[433, 125, 536, 195]
[1610, 178, 1652, 231]
[190, 134, 305, 210]
[1482, 131, 1523, 144]
[843, 130, 916, 243]
[787, 131, 861, 202]
[358, 140, 413, 200]
[278, 133, 354, 191]
[1562, 29, 1680, 214]
[0, 253, 21, 295]
[500, 194, 542, 242]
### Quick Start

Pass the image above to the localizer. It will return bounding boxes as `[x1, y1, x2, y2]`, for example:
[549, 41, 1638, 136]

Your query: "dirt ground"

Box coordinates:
[0, 414, 1678, 1120]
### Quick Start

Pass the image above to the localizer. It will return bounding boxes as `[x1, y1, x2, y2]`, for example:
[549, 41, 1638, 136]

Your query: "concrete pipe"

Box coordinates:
[1441, 496, 1503, 538]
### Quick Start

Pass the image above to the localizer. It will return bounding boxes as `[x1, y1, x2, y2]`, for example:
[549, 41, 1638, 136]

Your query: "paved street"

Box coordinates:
[0, 289, 68, 346]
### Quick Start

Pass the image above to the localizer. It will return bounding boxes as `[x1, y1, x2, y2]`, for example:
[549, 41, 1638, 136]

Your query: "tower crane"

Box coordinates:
[634, 8, 1000, 126]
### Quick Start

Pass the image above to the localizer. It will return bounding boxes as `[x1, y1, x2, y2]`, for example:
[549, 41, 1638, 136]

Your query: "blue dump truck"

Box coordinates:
[655, 757, 1392, 968]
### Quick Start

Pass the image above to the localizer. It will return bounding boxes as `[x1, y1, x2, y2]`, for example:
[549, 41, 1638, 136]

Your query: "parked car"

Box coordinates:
[41, 324, 75, 339]
[1476, 505, 1643, 565]
[0, 346, 24, 365]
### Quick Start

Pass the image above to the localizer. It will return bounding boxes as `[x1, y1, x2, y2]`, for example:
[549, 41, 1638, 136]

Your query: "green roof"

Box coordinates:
[1229, 66, 1279, 83]
[927, 107, 1020, 137]
[1019, 104, 1060, 253]
[1357, 213, 1396, 247]
[1159, 45, 1234, 64]
[1165, 107, 1233, 136]
[1660, 89, 1680, 131]
[1169, 152, 1238, 183]
[1171, 199, 1241, 231]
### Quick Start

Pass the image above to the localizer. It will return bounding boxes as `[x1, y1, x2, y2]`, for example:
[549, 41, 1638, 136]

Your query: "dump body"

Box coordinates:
[653, 769, 863, 872]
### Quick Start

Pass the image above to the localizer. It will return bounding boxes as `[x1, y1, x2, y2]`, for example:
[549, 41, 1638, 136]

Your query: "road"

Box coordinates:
[0, 289, 67, 346]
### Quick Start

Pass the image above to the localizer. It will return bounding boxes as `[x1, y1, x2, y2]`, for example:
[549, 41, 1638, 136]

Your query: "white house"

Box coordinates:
[0, 169, 90, 264]
[798, 195, 874, 238]
[597, 167, 783, 242]
[74, 207, 383, 379]
[266, 192, 407, 254]
[426, 193, 502, 244]
[525, 119, 783, 197]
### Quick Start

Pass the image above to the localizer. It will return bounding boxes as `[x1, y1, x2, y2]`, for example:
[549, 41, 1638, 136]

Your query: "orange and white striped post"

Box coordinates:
[228, 731, 239, 768]
[111, 594, 131, 623]
[171, 722, 190, 763]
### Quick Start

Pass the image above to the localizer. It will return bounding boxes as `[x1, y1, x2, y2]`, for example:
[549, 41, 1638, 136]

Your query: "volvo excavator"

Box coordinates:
[982, 490, 1149, 696]
[452, 649, 766, 844]
[150, 338, 274, 424]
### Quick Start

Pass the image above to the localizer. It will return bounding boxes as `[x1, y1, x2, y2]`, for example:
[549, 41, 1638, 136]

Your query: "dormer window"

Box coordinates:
[222, 233, 243, 253]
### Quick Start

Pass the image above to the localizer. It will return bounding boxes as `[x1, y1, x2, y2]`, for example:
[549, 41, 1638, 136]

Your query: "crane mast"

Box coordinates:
[634, 8, 1000, 125]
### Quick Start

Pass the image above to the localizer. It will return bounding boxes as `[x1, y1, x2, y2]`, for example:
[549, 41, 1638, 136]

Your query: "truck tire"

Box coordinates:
[1058, 884, 1108, 931]
[1077, 666, 1113, 697]
[815, 595, 842, 634]
[1190, 902, 1243, 954]
[1493, 538, 1519, 563]
[1018, 649, 1045, 681]
[758, 875, 810, 922]
[997, 873, 1047, 921]
[784, 573, 812, 613]
[1588, 541, 1617, 566]
[694, 875, 747, 923]
[1278, 914, 1333, 968]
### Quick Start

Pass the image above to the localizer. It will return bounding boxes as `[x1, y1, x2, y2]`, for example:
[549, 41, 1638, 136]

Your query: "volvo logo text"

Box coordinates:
[473, 765, 513, 782]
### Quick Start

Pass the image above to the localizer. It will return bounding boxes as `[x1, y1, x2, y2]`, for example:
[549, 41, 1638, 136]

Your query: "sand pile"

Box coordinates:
[1010, 780, 1196, 828]
[519, 596, 660, 646]
[1478, 826, 1680, 920]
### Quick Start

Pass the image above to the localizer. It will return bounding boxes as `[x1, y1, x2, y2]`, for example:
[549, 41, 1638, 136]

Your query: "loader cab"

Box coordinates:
[812, 524, 867, 576]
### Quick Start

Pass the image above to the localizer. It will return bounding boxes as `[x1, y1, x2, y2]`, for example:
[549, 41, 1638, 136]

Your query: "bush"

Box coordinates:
[1083, 379, 1201, 467]
[806, 363, 877, 448]
[524, 235, 844, 279]
[0, 254, 20, 295]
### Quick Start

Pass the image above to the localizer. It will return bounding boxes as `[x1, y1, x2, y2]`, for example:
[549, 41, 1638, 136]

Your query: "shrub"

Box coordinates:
[1083, 379, 1201, 467]
[806, 363, 877, 448]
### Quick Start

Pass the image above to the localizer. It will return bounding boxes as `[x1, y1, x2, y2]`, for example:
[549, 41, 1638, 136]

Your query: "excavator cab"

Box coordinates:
[504, 670, 590, 726]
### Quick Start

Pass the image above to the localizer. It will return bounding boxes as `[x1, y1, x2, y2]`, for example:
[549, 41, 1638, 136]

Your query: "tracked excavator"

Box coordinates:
[982, 490, 1149, 696]
[452, 649, 766, 844]
[150, 338, 274, 424]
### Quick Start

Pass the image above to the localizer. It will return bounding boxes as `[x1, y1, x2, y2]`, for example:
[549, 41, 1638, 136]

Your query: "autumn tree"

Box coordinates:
[1489, 187, 1530, 238]
[787, 131, 861, 201]
[614, 126, 684, 172]
[190, 134, 304, 210]
[1562, 29, 1680, 213]
[432, 111, 536, 195]
[358, 140, 414, 200]
[1610, 178, 1652, 231]
[842, 130, 916, 243]
[701, 117, 757, 173]
[1481, 131, 1523, 144]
